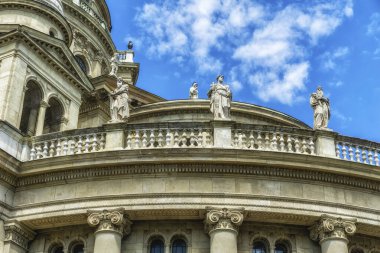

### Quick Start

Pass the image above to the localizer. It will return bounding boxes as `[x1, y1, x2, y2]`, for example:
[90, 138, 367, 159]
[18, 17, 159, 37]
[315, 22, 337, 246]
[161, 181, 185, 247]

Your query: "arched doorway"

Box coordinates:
[43, 97, 64, 134]
[19, 81, 43, 136]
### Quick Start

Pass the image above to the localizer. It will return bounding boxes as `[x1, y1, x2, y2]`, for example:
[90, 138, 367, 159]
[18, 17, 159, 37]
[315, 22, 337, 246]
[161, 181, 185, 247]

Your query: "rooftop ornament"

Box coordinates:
[189, 82, 199, 99]
[208, 75, 232, 120]
[310, 86, 331, 130]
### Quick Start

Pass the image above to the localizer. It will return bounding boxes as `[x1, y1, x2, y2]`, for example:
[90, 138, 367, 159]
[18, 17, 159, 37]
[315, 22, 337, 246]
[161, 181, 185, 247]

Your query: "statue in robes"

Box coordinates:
[207, 75, 232, 120]
[189, 82, 199, 99]
[109, 53, 119, 76]
[109, 77, 129, 122]
[310, 86, 330, 129]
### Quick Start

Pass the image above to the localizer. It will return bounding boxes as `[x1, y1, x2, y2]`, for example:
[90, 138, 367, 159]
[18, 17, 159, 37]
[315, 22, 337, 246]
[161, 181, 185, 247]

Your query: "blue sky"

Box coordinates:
[108, 0, 380, 142]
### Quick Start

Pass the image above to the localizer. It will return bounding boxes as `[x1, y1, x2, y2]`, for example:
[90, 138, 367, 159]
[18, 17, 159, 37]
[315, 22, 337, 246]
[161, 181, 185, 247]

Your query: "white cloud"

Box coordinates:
[133, 0, 353, 105]
[320, 47, 350, 71]
[367, 13, 380, 36]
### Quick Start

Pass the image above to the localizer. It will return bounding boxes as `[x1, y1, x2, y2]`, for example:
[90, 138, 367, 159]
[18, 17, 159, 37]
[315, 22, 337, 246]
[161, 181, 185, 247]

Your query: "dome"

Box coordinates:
[35, 0, 64, 14]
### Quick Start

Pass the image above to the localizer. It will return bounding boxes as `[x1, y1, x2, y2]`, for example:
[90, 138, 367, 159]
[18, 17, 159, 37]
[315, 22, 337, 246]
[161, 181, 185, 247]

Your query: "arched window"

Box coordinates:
[150, 239, 164, 253]
[275, 243, 288, 253]
[19, 81, 43, 136]
[172, 238, 186, 253]
[50, 244, 64, 253]
[43, 97, 64, 134]
[252, 241, 267, 253]
[70, 242, 84, 253]
[75, 55, 88, 74]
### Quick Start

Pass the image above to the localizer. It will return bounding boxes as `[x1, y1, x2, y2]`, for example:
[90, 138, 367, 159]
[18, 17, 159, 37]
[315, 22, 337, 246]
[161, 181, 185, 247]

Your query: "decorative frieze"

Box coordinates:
[4, 221, 35, 250]
[310, 215, 357, 243]
[205, 207, 244, 234]
[87, 208, 132, 235]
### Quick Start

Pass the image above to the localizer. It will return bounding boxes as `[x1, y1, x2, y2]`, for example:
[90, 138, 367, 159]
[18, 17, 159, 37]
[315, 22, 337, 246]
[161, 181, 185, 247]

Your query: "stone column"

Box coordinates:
[87, 208, 132, 253]
[35, 101, 49, 136]
[3, 221, 35, 253]
[205, 207, 244, 253]
[310, 215, 357, 253]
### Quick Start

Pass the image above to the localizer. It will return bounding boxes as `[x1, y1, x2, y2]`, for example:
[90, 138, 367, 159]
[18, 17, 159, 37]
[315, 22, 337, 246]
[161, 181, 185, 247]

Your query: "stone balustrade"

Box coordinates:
[30, 131, 106, 160]
[125, 127, 213, 149]
[26, 122, 380, 167]
[335, 136, 380, 166]
[232, 127, 315, 155]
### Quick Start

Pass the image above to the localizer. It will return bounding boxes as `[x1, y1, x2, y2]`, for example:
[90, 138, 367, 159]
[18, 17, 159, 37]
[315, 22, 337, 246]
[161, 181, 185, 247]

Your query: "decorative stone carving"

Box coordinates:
[205, 207, 244, 234]
[87, 208, 132, 235]
[109, 77, 129, 123]
[109, 53, 119, 76]
[309, 215, 357, 243]
[128, 41, 133, 50]
[208, 75, 232, 120]
[4, 221, 36, 250]
[310, 86, 330, 130]
[189, 82, 198, 99]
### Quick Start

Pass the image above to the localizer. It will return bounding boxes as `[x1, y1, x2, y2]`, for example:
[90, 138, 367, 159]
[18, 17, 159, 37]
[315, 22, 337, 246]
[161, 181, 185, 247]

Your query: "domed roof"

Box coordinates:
[35, 0, 64, 14]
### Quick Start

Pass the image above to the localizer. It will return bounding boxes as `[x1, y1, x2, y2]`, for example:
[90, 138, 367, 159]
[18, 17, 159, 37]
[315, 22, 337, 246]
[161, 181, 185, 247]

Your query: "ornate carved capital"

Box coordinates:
[4, 221, 36, 250]
[204, 207, 244, 234]
[87, 208, 132, 236]
[40, 100, 50, 108]
[309, 215, 357, 243]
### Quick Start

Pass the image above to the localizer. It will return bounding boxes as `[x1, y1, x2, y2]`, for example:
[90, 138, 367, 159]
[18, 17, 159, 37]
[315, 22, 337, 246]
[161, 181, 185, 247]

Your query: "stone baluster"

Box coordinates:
[166, 129, 172, 147]
[375, 150, 380, 166]
[99, 133, 106, 150]
[142, 130, 148, 148]
[310, 215, 356, 253]
[126, 132, 132, 149]
[30, 143, 36, 161]
[158, 129, 164, 147]
[84, 135, 90, 153]
[3, 221, 35, 253]
[49, 140, 55, 157]
[279, 133, 285, 152]
[361, 148, 367, 164]
[77, 136, 83, 154]
[348, 145, 354, 161]
[189, 130, 196, 147]
[287, 135, 293, 152]
[301, 138, 308, 153]
[198, 128, 203, 147]
[36, 145, 42, 159]
[309, 137, 315, 155]
[149, 130, 155, 148]
[173, 130, 179, 147]
[271, 133, 277, 151]
[355, 146, 361, 162]
[56, 139, 62, 156]
[341, 143, 347, 160]
[264, 132, 270, 150]
[87, 208, 132, 253]
[92, 134, 98, 151]
[205, 207, 244, 253]
[134, 130, 140, 148]
[368, 150, 374, 165]
[42, 142, 48, 158]
[294, 137, 300, 153]
[62, 138, 68, 156]
[69, 139, 75, 155]
[257, 132, 262, 150]
[249, 131, 255, 149]
[181, 131, 187, 147]
[336, 143, 341, 158]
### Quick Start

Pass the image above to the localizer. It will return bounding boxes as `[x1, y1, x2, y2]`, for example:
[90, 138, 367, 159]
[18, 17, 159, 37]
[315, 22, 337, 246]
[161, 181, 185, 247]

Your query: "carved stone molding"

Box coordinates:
[309, 215, 357, 243]
[205, 207, 244, 234]
[87, 208, 132, 236]
[4, 221, 36, 250]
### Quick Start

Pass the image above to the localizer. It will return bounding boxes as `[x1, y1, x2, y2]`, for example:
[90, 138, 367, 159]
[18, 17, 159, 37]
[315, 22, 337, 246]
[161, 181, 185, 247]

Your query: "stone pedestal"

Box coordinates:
[205, 207, 244, 253]
[104, 123, 126, 150]
[3, 221, 35, 253]
[211, 120, 233, 148]
[87, 208, 131, 253]
[315, 130, 337, 158]
[310, 215, 357, 253]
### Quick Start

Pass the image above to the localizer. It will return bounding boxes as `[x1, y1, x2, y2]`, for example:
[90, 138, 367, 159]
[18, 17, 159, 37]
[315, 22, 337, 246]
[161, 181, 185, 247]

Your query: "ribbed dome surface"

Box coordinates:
[34, 0, 64, 14]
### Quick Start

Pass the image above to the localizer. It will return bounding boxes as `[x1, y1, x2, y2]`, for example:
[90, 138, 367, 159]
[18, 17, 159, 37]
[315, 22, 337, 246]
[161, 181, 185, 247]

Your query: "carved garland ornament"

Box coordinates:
[87, 209, 132, 235]
[309, 215, 357, 243]
[205, 207, 244, 234]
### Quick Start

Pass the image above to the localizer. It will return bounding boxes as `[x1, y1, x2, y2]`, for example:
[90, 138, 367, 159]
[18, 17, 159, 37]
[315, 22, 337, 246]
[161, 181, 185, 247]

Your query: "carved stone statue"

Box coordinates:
[189, 82, 198, 99]
[310, 86, 330, 130]
[109, 53, 119, 76]
[208, 75, 232, 120]
[109, 77, 129, 123]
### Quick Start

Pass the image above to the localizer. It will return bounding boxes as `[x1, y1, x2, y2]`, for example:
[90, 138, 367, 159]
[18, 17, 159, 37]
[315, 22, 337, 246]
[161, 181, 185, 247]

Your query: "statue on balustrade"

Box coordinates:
[109, 77, 129, 123]
[189, 82, 199, 99]
[109, 53, 119, 76]
[310, 86, 330, 130]
[208, 75, 232, 120]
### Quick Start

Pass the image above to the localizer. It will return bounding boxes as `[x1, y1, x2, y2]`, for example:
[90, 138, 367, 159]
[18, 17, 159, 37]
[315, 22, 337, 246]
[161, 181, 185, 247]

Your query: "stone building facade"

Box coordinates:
[0, 1, 379, 253]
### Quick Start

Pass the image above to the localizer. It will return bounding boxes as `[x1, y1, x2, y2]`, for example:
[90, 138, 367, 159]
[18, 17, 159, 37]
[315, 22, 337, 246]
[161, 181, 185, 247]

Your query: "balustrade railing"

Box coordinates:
[232, 127, 315, 155]
[27, 122, 380, 168]
[30, 132, 106, 161]
[335, 136, 380, 166]
[124, 127, 213, 149]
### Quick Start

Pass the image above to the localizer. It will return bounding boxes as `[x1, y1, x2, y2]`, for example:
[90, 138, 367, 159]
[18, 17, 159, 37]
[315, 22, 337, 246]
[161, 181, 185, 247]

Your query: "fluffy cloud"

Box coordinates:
[134, 0, 353, 104]
[320, 47, 350, 71]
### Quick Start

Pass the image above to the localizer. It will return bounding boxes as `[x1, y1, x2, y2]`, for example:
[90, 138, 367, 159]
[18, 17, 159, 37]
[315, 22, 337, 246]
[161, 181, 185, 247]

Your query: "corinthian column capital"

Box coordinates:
[309, 215, 357, 243]
[205, 207, 245, 234]
[87, 208, 132, 236]
[4, 221, 36, 250]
